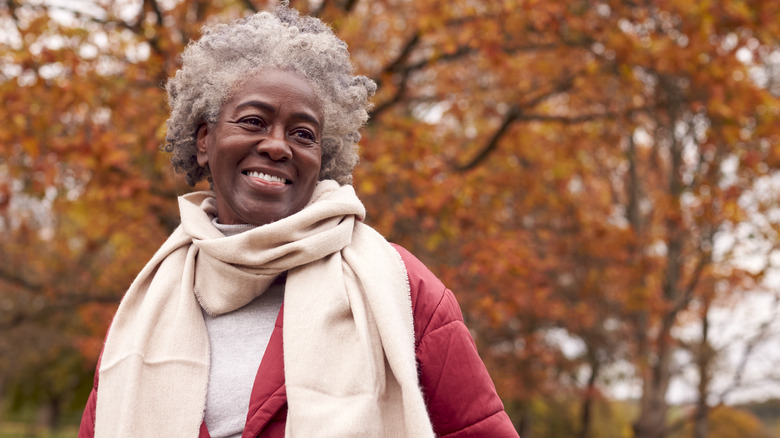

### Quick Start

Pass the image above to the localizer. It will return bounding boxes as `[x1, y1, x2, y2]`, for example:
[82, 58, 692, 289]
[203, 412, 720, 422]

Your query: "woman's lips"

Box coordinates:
[243, 170, 289, 185]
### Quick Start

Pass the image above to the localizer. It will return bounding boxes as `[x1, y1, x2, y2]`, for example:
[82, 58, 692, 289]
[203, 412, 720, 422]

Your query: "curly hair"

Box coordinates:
[164, 3, 376, 186]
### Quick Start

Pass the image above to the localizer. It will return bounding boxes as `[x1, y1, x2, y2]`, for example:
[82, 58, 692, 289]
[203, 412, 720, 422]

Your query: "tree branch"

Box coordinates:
[370, 47, 475, 120]
[453, 75, 575, 171]
[670, 245, 712, 316]
[371, 32, 421, 91]
[455, 105, 520, 172]
[402, 45, 474, 76]
[367, 32, 421, 120]
[143, 0, 164, 27]
[0, 267, 43, 293]
[369, 33, 566, 121]
[717, 291, 780, 403]
[454, 102, 650, 172]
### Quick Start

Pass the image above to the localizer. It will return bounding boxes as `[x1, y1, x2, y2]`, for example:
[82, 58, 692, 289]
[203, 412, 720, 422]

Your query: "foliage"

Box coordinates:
[742, 399, 780, 427]
[2, 0, 780, 436]
[669, 405, 771, 438]
[522, 395, 635, 438]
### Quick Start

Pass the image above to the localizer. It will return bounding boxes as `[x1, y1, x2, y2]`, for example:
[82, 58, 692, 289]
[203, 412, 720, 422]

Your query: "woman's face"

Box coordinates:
[196, 69, 323, 226]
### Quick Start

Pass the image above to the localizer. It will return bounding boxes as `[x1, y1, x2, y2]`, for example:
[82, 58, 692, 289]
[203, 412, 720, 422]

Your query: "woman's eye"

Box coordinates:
[292, 129, 316, 142]
[238, 116, 266, 129]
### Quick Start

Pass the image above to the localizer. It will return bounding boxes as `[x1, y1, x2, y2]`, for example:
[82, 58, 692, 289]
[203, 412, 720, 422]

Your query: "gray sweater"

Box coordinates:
[203, 220, 285, 438]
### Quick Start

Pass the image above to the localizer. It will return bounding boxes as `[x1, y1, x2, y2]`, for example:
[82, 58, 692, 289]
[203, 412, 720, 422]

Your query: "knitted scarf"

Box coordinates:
[94, 181, 434, 437]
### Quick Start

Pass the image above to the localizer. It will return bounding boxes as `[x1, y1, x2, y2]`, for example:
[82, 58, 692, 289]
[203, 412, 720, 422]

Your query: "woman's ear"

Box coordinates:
[196, 122, 210, 168]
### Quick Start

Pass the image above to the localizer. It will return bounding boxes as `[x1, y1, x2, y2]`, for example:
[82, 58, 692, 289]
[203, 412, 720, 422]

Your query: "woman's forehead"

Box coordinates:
[221, 68, 323, 121]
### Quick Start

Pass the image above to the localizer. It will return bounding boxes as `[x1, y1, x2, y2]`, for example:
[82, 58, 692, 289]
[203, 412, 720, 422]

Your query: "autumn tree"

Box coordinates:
[0, 0, 210, 426]
[341, 1, 780, 436]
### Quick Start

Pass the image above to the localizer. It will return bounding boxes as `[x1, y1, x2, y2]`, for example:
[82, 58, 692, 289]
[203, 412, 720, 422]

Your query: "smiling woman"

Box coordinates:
[78, 3, 518, 438]
[195, 69, 324, 226]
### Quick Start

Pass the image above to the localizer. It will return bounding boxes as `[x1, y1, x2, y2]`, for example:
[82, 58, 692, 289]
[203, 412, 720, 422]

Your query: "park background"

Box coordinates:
[2, 0, 780, 436]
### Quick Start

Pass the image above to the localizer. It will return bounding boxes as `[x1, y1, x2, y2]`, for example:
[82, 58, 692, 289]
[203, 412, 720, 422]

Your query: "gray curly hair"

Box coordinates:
[164, 3, 376, 186]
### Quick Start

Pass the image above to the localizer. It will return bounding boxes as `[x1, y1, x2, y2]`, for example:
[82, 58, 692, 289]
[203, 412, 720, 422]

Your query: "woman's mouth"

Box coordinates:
[244, 170, 290, 185]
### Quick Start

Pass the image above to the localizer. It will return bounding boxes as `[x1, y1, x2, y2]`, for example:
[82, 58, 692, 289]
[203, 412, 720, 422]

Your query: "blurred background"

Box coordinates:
[2, 0, 780, 437]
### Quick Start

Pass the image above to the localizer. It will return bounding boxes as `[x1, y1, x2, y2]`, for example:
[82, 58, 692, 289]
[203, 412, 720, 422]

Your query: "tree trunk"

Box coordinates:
[693, 300, 712, 438]
[633, 333, 672, 438]
[626, 128, 673, 438]
[36, 396, 61, 431]
[633, 225, 679, 438]
[577, 358, 600, 438]
[633, 224, 681, 438]
[634, 102, 688, 438]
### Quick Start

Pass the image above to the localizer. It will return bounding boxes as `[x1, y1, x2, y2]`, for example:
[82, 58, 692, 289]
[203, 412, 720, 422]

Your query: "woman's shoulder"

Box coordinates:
[389, 243, 464, 345]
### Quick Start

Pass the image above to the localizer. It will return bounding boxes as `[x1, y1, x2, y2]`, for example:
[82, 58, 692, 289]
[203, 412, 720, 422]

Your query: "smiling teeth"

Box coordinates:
[246, 171, 286, 184]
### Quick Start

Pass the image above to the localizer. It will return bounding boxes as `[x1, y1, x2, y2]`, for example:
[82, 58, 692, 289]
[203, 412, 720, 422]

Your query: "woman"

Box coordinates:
[79, 4, 518, 438]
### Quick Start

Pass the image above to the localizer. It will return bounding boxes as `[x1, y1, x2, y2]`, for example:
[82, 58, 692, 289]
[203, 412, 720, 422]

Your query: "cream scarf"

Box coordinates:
[94, 181, 434, 437]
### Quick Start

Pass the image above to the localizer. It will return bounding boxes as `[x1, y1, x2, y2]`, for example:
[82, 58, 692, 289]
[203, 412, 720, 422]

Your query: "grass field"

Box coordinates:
[0, 423, 77, 438]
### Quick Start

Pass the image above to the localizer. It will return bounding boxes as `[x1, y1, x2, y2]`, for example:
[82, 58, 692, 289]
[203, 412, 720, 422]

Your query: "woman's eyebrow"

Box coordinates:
[235, 100, 276, 113]
[235, 100, 321, 129]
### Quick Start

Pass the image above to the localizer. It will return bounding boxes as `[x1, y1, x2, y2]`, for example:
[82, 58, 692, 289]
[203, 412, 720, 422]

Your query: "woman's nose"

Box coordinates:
[257, 127, 292, 161]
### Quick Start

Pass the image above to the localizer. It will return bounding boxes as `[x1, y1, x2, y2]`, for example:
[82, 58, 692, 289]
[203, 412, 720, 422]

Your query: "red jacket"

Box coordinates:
[79, 245, 519, 437]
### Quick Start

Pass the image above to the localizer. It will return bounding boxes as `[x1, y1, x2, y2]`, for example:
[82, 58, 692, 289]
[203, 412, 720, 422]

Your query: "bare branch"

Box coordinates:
[402, 45, 475, 75]
[370, 45, 495, 119]
[38, 1, 173, 60]
[0, 268, 43, 293]
[7, 0, 21, 24]
[143, 0, 164, 27]
[670, 241, 712, 317]
[717, 291, 780, 403]
[453, 101, 650, 172]
[379, 32, 421, 79]
[367, 32, 421, 120]
[455, 106, 520, 172]
[369, 30, 568, 121]
[516, 111, 630, 124]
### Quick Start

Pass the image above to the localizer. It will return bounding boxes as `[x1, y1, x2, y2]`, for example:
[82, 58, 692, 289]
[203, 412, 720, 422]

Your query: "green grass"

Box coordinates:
[0, 422, 77, 438]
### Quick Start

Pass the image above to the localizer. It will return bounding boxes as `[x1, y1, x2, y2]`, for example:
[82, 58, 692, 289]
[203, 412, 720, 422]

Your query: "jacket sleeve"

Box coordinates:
[392, 244, 519, 438]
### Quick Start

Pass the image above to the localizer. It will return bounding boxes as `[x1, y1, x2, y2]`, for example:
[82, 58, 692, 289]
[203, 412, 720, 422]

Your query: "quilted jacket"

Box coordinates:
[79, 244, 519, 437]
